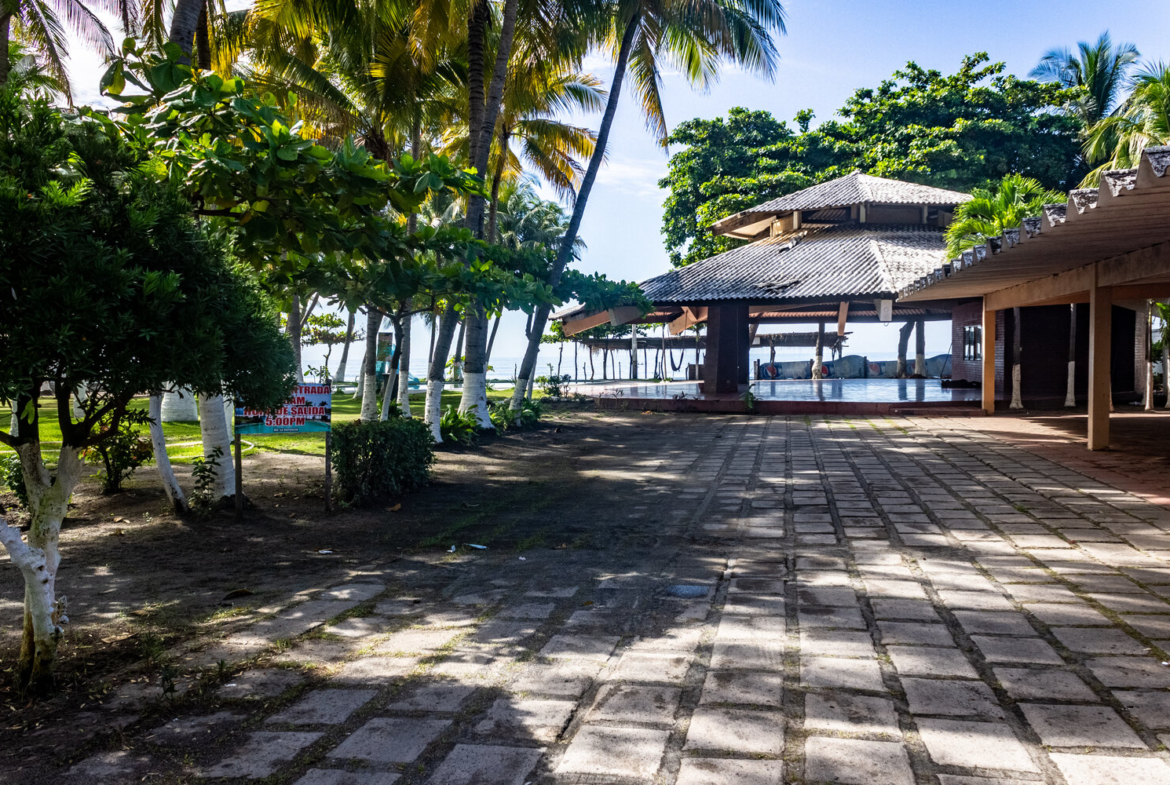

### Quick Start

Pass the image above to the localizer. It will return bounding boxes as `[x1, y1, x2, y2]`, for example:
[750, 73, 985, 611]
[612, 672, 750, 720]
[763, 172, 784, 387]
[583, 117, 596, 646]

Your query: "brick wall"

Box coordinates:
[950, 300, 1004, 397]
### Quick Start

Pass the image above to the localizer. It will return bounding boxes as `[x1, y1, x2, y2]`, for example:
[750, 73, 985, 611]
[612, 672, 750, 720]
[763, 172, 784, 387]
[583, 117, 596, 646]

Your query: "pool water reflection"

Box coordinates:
[588, 378, 981, 404]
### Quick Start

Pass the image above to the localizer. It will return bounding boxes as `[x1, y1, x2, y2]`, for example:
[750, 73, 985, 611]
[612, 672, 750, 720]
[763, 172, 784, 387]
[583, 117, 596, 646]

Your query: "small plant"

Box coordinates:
[304, 364, 331, 383]
[190, 446, 224, 513]
[0, 453, 28, 507]
[490, 399, 542, 431]
[440, 406, 479, 445]
[742, 383, 757, 413]
[536, 364, 572, 398]
[83, 411, 154, 494]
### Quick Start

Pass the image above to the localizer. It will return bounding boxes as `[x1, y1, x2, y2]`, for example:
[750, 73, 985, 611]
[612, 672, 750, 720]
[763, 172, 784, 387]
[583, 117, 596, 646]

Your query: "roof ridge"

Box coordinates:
[867, 235, 898, 294]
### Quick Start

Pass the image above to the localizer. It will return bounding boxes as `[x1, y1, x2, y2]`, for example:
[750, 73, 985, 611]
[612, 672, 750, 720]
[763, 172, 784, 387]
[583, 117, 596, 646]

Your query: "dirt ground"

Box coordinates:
[0, 406, 688, 776]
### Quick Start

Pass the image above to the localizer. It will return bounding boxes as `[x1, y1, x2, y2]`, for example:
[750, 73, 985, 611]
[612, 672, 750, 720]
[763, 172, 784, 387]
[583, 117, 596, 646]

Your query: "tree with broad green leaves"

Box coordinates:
[659, 54, 1084, 268]
[0, 89, 296, 695]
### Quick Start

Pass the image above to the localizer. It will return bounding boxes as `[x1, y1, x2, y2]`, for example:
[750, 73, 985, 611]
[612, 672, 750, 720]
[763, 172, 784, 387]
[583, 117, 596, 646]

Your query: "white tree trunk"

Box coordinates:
[425, 380, 443, 443]
[1010, 364, 1023, 409]
[460, 372, 492, 428]
[380, 361, 398, 421]
[1145, 302, 1155, 411]
[71, 386, 87, 421]
[198, 394, 235, 499]
[361, 310, 380, 421]
[5, 444, 83, 690]
[353, 347, 367, 400]
[398, 315, 413, 418]
[148, 395, 188, 514]
[1064, 362, 1076, 408]
[161, 387, 199, 421]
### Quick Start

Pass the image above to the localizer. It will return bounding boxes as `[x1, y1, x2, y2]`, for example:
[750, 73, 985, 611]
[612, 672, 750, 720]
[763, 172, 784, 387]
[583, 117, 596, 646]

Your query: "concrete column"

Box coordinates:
[981, 299, 996, 414]
[703, 303, 748, 394]
[1088, 270, 1112, 450]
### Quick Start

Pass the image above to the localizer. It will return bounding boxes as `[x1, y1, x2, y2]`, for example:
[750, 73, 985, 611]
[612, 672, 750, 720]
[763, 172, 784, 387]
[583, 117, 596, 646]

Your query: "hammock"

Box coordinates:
[669, 350, 684, 372]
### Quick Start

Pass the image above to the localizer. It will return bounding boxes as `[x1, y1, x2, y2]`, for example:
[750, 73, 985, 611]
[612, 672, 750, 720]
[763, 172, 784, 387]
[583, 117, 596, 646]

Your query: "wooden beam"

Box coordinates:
[983, 242, 1170, 311]
[981, 300, 996, 414]
[561, 310, 609, 337]
[1088, 269, 1112, 451]
[837, 302, 849, 336]
[608, 306, 642, 327]
[668, 306, 708, 336]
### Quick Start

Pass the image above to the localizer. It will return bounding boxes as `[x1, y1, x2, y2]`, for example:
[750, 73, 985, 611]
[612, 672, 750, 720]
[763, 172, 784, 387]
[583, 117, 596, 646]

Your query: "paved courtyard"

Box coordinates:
[64, 413, 1170, 784]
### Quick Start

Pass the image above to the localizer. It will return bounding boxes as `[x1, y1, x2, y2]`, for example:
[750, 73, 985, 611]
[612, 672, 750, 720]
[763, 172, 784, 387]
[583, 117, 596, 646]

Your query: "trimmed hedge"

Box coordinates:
[332, 418, 435, 506]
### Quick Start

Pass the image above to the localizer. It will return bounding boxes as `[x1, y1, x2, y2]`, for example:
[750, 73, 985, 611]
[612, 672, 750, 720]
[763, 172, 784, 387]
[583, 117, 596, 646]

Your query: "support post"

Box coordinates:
[324, 431, 333, 512]
[1065, 304, 1077, 408]
[630, 329, 638, 380]
[914, 318, 926, 377]
[813, 322, 825, 380]
[981, 300, 996, 414]
[703, 304, 748, 394]
[233, 432, 242, 521]
[1088, 269, 1112, 450]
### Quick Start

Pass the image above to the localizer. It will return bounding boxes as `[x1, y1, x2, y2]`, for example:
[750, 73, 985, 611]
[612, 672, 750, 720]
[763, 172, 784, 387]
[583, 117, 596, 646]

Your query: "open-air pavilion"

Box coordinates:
[556, 172, 972, 409]
[900, 146, 1170, 450]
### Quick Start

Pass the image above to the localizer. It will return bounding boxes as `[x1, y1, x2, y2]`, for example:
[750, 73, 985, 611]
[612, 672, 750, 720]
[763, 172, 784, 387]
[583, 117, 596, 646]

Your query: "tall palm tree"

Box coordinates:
[1031, 32, 1139, 126]
[947, 174, 1064, 410]
[0, 0, 113, 100]
[1083, 62, 1170, 183]
[509, 0, 788, 409]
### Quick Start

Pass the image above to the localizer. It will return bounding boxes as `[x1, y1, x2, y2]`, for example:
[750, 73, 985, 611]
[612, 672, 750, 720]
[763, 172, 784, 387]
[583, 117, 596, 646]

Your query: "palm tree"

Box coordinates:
[947, 174, 1064, 410]
[0, 0, 113, 100]
[1031, 32, 1139, 126]
[509, 0, 788, 409]
[1083, 62, 1170, 183]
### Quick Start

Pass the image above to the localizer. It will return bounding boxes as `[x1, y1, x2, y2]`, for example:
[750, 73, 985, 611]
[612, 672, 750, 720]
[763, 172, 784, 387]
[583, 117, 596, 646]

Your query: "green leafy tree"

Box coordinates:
[0, 91, 296, 694]
[660, 54, 1084, 268]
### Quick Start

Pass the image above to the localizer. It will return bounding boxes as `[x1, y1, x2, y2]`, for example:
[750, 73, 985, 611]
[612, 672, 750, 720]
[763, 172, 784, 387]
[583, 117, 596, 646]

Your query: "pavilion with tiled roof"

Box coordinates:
[557, 172, 972, 393]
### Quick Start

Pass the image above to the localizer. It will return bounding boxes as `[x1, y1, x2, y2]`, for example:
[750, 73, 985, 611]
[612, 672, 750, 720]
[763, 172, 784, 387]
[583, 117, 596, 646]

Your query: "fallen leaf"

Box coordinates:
[111, 528, 125, 537]
[223, 588, 253, 601]
[388, 503, 401, 512]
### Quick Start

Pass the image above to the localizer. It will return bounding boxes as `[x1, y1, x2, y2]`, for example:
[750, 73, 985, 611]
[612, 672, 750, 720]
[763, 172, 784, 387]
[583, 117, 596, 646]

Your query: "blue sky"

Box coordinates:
[62, 0, 1170, 374]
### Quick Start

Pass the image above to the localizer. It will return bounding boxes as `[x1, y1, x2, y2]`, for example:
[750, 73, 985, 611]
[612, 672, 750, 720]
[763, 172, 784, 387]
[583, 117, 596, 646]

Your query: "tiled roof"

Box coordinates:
[640, 224, 950, 304]
[899, 146, 1170, 302]
[739, 172, 972, 216]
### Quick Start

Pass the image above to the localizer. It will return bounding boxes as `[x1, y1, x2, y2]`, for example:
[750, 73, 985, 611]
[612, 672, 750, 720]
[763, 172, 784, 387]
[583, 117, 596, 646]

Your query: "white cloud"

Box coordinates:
[592, 155, 668, 199]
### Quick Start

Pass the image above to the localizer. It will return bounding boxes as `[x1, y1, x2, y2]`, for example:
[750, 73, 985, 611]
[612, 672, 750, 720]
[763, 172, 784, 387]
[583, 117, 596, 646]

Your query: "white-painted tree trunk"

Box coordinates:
[353, 347, 367, 400]
[1064, 362, 1076, 408]
[4, 444, 83, 691]
[161, 387, 199, 421]
[71, 386, 87, 421]
[425, 380, 443, 443]
[1010, 364, 1023, 409]
[460, 372, 492, 428]
[198, 394, 236, 499]
[1145, 301, 1155, 411]
[380, 361, 398, 421]
[398, 315, 413, 418]
[148, 395, 188, 514]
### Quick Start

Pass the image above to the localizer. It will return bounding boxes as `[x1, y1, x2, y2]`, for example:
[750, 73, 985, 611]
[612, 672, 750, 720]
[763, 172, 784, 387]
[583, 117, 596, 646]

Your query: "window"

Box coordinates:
[963, 325, 982, 361]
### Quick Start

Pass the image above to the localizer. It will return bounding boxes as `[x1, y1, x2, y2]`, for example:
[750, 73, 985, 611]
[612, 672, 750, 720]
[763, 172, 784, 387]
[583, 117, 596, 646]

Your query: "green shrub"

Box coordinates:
[439, 406, 480, 444]
[536, 364, 572, 398]
[332, 419, 435, 505]
[0, 454, 28, 508]
[84, 411, 154, 494]
[488, 399, 542, 432]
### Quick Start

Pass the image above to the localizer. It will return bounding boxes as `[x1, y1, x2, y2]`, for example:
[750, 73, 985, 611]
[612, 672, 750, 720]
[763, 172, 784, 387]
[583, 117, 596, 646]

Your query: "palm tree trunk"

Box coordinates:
[485, 313, 502, 366]
[1065, 304, 1076, 407]
[168, 0, 204, 62]
[1010, 306, 1023, 409]
[381, 314, 403, 420]
[487, 140, 508, 243]
[0, 15, 12, 87]
[510, 11, 641, 409]
[360, 307, 380, 421]
[335, 309, 356, 384]
[424, 305, 459, 442]
[398, 313, 413, 417]
[195, 2, 211, 69]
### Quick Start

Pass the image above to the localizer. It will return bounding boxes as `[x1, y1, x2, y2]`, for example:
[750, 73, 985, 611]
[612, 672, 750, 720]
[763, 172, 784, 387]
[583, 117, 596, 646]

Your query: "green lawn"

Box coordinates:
[2, 387, 515, 462]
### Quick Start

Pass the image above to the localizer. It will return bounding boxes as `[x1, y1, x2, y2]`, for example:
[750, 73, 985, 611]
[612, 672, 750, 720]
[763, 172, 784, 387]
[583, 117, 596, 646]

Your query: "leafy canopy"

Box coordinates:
[659, 54, 1084, 268]
[0, 89, 296, 450]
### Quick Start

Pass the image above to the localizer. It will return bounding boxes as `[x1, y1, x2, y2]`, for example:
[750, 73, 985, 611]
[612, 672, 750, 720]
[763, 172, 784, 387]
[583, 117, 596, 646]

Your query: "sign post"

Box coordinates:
[236, 383, 333, 512]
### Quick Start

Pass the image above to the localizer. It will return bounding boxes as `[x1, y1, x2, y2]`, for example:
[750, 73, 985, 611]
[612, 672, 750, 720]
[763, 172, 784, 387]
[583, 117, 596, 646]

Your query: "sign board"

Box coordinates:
[235, 383, 332, 435]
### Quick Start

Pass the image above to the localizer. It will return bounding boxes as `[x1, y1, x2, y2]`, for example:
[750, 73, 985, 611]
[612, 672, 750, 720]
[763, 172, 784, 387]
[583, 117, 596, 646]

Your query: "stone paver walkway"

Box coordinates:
[69, 414, 1170, 783]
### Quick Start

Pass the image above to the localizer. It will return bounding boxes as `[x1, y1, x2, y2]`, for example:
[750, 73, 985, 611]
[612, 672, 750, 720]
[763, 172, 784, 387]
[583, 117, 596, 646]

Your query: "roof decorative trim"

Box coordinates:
[897, 146, 1170, 301]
